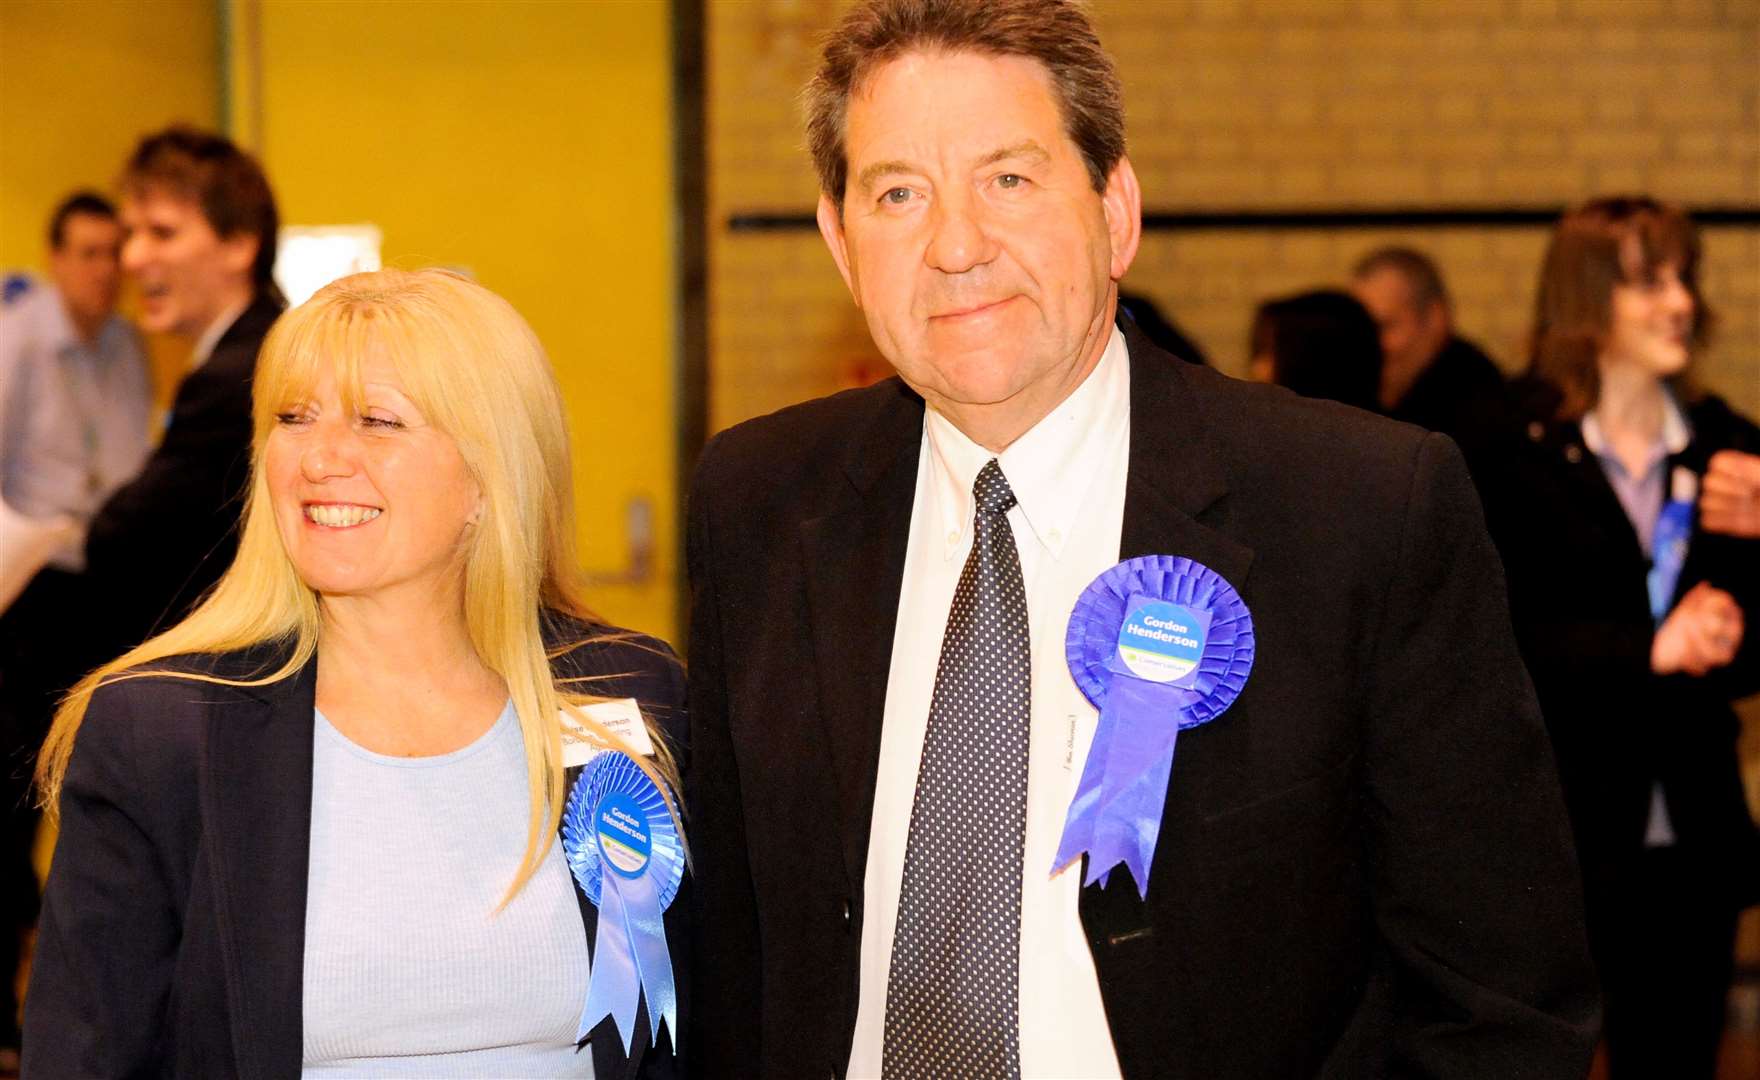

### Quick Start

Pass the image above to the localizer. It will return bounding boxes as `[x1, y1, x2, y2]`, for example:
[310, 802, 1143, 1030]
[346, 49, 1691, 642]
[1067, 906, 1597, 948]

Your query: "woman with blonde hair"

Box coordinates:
[1479, 196, 1760, 1077]
[23, 269, 688, 1078]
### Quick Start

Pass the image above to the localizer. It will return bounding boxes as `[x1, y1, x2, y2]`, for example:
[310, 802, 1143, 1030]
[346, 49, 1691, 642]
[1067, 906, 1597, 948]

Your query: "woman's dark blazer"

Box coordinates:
[22, 615, 688, 1080]
[1476, 384, 1760, 914]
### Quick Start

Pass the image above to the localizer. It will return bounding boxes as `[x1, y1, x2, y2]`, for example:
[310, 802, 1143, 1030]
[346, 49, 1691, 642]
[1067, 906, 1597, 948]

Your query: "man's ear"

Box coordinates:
[816, 193, 860, 304]
[1421, 298, 1451, 338]
[1101, 156, 1143, 282]
[220, 231, 260, 280]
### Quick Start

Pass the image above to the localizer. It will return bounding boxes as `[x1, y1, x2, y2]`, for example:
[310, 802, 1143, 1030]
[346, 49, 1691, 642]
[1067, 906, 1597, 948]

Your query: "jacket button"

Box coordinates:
[1527, 421, 1545, 442]
[1564, 444, 1583, 464]
[841, 898, 852, 924]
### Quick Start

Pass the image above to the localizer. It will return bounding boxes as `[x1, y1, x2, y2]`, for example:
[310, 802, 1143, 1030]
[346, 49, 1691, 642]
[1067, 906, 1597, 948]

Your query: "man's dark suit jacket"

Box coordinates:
[685, 322, 1598, 1079]
[23, 619, 689, 1080]
[84, 292, 284, 660]
[1388, 334, 1515, 462]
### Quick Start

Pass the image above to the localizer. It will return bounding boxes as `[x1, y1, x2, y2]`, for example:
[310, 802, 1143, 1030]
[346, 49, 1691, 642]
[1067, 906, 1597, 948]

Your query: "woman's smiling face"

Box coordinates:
[263, 355, 481, 605]
[1601, 241, 1695, 383]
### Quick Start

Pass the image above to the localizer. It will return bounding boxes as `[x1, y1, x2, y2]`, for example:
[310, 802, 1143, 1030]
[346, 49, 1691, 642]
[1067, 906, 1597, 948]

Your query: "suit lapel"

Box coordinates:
[1118, 322, 1254, 593]
[1083, 325, 1255, 926]
[1565, 435, 1648, 565]
[1537, 424, 1653, 607]
[200, 649, 316, 1080]
[800, 382, 924, 889]
[219, 293, 285, 355]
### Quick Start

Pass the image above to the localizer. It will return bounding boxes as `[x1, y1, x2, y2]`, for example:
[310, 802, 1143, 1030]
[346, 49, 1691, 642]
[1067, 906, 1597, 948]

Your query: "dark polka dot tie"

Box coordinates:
[883, 459, 1029, 1080]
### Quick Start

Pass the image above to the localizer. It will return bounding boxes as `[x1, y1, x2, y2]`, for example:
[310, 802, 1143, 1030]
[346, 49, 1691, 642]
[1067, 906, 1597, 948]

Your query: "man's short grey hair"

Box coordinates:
[1353, 246, 1450, 313]
[804, 0, 1126, 205]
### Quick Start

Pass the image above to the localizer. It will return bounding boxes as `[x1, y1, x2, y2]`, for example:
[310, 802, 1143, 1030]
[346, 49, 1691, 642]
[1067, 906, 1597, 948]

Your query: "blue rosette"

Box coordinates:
[1053, 555, 1254, 897]
[561, 750, 684, 1052]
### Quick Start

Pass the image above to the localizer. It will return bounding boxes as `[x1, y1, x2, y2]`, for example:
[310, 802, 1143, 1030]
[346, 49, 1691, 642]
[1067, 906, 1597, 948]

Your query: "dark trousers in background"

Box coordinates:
[0, 759, 33, 1049]
[1598, 846, 1742, 1080]
[0, 569, 90, 1047]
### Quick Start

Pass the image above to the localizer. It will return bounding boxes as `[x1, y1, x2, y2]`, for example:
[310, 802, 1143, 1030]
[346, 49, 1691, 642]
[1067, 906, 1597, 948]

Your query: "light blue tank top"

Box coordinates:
[302, 701, 594, 1078]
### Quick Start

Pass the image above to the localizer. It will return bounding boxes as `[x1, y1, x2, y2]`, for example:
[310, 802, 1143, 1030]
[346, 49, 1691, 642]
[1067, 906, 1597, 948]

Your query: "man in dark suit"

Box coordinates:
[0, 129, 283, 743]
[685, 2, 1598, 1076]
[1349, 246, 1514, 457]
[84, 127, 285, 662]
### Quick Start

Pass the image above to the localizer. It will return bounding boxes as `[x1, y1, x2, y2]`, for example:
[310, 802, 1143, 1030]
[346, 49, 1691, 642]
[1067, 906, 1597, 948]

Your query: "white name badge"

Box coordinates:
[562, 698, 656, 766]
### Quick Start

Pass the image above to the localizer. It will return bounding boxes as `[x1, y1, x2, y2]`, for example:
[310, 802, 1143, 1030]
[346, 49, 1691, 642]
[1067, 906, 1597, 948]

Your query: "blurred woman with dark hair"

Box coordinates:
[1479, 196, 1760, 1077]
[1247, 289, 1383, 413]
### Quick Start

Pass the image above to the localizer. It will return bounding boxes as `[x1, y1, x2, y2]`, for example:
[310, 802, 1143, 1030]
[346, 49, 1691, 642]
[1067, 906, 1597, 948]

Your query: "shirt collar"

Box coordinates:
[923, 326, 1130, 562]
[33, 286, 80, 355]
[1580, 389, 1691, 474]
[31, 286, 131, 359]
[191, 300, 249, 371]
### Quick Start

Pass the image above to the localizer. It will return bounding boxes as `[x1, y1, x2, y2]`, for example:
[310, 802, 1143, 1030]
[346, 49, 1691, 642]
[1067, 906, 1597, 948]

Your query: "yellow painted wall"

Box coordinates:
[252, 0, 679, 643]
[0, 0, 218, 265]
[0, 0, 219, 402]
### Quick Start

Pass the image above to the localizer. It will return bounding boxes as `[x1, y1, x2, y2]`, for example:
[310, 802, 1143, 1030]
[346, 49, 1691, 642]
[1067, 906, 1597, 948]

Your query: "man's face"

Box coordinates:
[1352, 268, 1447, 389]
[48, 212, 123, 329]
[119, 189, 257, 337]
[817, 50, 1140, 442]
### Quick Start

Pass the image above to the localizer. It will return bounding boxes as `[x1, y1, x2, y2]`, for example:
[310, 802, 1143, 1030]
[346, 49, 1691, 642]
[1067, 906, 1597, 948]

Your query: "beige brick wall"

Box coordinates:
[707, 0, 1760, 432]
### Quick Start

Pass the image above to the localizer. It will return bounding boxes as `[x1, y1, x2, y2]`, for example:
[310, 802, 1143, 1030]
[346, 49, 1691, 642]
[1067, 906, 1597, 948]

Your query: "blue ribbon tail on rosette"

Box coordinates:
[563, 750, 686, 1054]
[579, 865, 677, 1049]
[580, 877, 642, 1045]
[623, 868, 678, 1046]
[1648, 496, 1693, 625]
[1054, 555, 1255, 900]
[1054, 677, 1183, 895]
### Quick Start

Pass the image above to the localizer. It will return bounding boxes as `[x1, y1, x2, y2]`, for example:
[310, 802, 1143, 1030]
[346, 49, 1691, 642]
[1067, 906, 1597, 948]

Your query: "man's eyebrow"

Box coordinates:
[976, 141, 1052, 170]
[854, 159, 920, 194]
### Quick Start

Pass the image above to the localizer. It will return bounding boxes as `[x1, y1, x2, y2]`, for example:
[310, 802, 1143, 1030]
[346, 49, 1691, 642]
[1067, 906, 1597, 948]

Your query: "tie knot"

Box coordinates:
[973, 459, 1017, 518]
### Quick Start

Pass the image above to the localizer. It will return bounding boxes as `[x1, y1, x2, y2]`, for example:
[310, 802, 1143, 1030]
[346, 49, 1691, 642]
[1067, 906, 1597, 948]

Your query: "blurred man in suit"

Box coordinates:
[1351, 246, 1513, 455]
[89, 125, 285, 659]
[686, 2, 1598, 1076]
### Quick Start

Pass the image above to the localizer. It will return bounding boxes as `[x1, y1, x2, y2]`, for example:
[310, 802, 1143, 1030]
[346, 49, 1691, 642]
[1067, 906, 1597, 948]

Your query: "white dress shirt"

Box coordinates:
[1580, 393, 1692, 848]
[848, 328, 1131, 1079]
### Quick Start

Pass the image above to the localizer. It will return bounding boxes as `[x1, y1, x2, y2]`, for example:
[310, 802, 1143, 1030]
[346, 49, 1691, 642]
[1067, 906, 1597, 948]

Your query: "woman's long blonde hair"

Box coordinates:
[38, 268, 679, 900]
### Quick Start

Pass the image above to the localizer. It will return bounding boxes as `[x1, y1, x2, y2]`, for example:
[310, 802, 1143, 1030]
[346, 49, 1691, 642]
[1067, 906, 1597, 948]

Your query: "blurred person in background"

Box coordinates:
[0, 193, 149, 539]
[1, 131, 281, 1060]
[1247, 288, 1383, 412]
[24, 269, 689, 1078]
[81, 125, 286, 670]
[1478, 195, 1760, 1079]
[0, 189, 151, 1063]
[1351, 246, 1512, 454]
